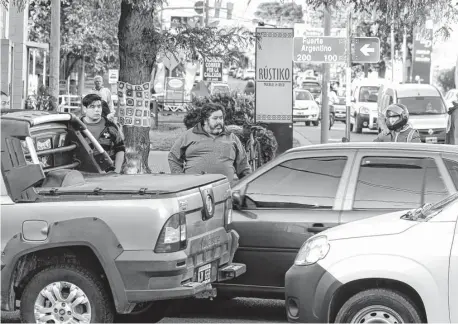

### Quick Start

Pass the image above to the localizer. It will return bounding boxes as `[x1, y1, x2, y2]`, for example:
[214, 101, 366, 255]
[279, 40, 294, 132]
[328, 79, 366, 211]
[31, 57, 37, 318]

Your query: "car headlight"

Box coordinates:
[360, 107, 370, 114]
[294, 235, 330, 266]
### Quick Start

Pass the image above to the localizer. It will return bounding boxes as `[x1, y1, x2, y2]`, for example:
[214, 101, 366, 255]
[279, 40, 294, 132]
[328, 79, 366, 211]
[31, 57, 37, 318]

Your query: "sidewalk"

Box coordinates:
[147, 131, 312, 173]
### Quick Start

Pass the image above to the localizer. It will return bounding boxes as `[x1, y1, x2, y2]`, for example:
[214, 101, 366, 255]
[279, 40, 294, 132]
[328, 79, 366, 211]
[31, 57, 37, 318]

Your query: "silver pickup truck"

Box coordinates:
[0, 110, 246, 323]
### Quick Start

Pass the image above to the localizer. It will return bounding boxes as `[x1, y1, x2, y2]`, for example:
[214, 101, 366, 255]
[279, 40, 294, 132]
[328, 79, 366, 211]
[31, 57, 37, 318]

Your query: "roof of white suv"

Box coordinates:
[389, 84, 441, 98]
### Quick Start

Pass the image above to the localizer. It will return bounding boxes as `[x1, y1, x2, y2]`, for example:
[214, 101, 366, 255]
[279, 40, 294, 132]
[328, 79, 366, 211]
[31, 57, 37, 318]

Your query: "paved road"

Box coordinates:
[294, 120, 378, 144]
[1, 298, 287, 323]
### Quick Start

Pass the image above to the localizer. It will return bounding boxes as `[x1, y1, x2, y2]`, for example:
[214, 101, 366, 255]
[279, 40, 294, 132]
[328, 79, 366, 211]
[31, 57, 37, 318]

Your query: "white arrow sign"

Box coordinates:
[360, 43, 375, 56]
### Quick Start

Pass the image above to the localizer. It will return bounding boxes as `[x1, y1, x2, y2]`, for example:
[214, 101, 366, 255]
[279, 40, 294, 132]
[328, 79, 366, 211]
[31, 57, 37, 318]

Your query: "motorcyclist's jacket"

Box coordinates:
[373, 124, 421, 143]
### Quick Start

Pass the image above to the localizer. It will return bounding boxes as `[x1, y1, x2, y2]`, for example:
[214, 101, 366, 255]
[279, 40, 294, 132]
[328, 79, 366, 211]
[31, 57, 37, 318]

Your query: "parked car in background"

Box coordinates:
[229, 67, 237, 77]
[214, 142, 458, 300]
[236, 68, 244, 79]
[350, 78, 386, 133]
[209, 82, 230, 95]
[444, 88, 458, 109]
[286, 192, 458, 323]
[378, 83, 448, 143]
[242, 69, 255, 80]
[293, 89, 320, 126]
[300, 80, 321, 100]
[333, 96, 347, 122]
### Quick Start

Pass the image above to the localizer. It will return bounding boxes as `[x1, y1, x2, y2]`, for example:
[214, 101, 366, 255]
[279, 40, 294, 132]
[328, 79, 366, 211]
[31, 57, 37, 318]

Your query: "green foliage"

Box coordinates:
[437, 67, 456, 93]
[183, 92, 278, 164]
[254, 1, 304, 25]
[27, 0, 120, 75]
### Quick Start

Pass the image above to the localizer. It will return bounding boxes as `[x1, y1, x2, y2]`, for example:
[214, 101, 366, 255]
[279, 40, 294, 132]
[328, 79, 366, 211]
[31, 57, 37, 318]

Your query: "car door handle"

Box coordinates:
[308, 224, 329, 233]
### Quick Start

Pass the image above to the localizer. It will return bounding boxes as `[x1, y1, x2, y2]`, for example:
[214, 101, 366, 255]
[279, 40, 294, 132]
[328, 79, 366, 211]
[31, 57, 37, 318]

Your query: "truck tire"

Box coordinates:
[335, 288, 423, 323]
[115, 301, 170, 323]
[20, 264, 114, 323]
[312, 120, 320, 127]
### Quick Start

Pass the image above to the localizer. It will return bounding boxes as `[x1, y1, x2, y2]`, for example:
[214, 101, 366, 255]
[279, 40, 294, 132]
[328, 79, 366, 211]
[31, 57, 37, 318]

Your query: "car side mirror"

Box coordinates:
[232, 191, 243, 210]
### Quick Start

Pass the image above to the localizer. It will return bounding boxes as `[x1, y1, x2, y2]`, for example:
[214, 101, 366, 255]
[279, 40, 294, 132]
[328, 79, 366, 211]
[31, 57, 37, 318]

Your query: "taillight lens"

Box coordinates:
[155, 212, 187, 253]
[224, 198, 233, 228]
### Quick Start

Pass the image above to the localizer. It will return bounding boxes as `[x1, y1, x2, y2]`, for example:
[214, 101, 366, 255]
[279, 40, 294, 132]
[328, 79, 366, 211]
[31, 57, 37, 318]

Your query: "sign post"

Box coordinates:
[352, 37, 381, 63]
[410, 22, 433, 84]
[293, 33, 380, 143]
[256, 28, 294, 154]
[203, 58, 223, 82]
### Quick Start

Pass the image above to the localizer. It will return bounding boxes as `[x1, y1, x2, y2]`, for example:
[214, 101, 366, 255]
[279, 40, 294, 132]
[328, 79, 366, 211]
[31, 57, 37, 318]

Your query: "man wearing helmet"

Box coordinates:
[374, 103, 421, 142]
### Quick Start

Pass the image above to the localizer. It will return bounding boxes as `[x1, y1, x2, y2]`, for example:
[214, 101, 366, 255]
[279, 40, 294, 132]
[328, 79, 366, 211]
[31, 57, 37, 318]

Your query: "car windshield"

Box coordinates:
[295, 91, 313, 101]
[398, 96, 446, 115]
[359, 86, 379, 102]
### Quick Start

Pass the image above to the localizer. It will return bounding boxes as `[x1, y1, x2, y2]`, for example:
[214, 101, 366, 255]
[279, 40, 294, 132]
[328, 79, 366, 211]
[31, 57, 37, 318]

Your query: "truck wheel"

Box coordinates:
[305, 121, 311, 126]
[312, 120, 320, 127]
[115, 301, 170, 323]
[20, 264, 114, 323]
[335, 288, 423, 323]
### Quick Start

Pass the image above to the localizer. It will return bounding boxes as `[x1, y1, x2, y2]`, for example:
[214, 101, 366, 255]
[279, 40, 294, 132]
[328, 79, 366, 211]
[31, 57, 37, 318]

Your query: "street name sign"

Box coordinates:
[293, 36, 381, 64]
[352, 37, 381, 63]
[293, 36, 347, 63]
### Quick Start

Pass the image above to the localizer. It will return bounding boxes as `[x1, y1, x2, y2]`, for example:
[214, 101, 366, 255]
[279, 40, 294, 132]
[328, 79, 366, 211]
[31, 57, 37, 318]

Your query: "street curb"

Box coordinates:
[293, 129, 313, 146]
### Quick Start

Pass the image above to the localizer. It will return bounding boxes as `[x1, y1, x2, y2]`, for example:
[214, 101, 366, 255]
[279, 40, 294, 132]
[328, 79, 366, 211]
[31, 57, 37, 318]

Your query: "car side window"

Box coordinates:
[244, 156, 348, 209]
[444, 158, 458, 190]
[353, 156, 448, 210]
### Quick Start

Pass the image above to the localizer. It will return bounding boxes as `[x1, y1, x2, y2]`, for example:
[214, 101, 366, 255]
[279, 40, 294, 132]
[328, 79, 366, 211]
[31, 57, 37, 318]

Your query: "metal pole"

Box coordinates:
[320, 4, 331, 144]
[402, 26, 407, 82]
[43, 51, 47, 86]
[78, 57, 85, 96]
[391, 17, 395, 82]
[49, 0, 60, 110]
[344, 9, 352, 142]
[205, 0, 210, 27]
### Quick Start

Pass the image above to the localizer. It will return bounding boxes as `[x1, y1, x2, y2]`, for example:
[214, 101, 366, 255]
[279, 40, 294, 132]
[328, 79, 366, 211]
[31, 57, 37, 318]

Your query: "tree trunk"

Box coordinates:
[118, 1, 157, 174]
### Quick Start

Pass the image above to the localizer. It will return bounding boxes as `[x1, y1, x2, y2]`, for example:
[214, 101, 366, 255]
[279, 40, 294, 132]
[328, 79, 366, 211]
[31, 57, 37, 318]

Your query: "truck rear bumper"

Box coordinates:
[115, 229, 246, 304]
[125, 262, 246, 302]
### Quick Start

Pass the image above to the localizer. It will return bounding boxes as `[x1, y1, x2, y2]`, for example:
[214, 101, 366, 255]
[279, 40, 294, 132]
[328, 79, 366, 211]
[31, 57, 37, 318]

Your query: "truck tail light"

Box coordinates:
[155, 212, 187, 253]
[224, 197, 233, 228]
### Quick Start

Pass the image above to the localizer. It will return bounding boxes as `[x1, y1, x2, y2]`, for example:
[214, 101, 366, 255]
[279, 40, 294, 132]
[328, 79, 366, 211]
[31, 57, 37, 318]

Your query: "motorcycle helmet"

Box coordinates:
[385, 103, 409, 131]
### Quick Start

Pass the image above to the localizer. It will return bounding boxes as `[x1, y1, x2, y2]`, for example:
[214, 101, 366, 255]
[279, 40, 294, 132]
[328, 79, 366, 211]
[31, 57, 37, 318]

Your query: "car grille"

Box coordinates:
[418, 128, 445, 136]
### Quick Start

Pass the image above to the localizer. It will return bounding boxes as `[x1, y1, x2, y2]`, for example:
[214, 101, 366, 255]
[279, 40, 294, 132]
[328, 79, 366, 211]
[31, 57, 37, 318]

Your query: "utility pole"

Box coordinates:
[344, 8, 352, 142]
[49, 0, 60, 110]
[320, 4, 331, 144]
[402, 26, 407, 82]
[390, 15, 395, 82]
[204, 0, 210, 27]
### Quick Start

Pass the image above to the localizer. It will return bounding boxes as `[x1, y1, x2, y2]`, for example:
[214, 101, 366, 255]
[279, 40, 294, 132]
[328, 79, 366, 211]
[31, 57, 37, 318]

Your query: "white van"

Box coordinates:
[378, 83, 448, 143]
[285, 192, 458, 323]
[349, 78, 387, 133]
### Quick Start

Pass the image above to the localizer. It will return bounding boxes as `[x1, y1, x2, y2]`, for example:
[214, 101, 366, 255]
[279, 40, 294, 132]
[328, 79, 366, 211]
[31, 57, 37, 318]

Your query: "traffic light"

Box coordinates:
[227, 2, 233, 20]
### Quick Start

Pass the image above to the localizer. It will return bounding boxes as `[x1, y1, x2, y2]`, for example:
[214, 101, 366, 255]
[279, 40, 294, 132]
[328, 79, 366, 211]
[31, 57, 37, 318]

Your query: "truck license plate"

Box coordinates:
[197, 264, 211, 284]
[426, 137, 437, 143]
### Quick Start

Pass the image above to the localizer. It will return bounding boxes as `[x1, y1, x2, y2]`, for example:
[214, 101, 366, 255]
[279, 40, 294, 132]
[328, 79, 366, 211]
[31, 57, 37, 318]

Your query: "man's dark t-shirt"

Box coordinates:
[81, 117, 125, 160]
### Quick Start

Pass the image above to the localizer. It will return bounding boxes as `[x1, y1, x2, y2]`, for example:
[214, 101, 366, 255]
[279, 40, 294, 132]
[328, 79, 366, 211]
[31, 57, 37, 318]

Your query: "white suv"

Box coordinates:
[285, 192, 458, 323]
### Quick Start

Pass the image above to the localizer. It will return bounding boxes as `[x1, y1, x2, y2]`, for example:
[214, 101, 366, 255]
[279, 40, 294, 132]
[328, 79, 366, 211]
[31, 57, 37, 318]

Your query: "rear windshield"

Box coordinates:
[295, 91, 313, 101]
[301, 82, 321, 94]
[398, 96, 446, 115]
[359, 86, 379, 102]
